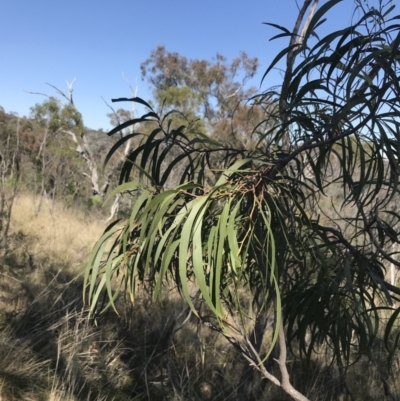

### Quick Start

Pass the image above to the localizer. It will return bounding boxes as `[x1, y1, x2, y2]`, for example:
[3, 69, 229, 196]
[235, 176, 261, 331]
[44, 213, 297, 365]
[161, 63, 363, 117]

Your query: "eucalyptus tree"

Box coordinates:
[141, 46, 266, 148]
[85, 1, 400, 400]
[29, 81, 114, 205]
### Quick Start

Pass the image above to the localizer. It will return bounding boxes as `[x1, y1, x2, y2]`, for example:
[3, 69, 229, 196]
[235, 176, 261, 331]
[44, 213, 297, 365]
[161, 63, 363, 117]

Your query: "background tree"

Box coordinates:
[27, 81, 137, 218]
[85, 1, 400, 400]
[29, 98, 87, 205]
[0, 109, 20, 256]
[141, 46, 271, 149]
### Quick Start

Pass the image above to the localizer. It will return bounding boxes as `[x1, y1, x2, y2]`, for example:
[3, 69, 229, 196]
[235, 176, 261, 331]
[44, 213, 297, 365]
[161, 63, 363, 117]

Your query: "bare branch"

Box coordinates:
[223, 85, 242, 101]
[280, 0, 317, 150]
[276, 322, 311, 401]
[104, 194, 121, 223]
[38, 122, 49, 158]
[45, 82, 74, 105]
[101, 96, 121, 126]
[24, 91, 64, 106]
[66, 78, 76, 104]
[244, 337, 281, 386]
[122, 72, 138, 97]
[297, 0, 319, 45]
[26, 78, 76, 106]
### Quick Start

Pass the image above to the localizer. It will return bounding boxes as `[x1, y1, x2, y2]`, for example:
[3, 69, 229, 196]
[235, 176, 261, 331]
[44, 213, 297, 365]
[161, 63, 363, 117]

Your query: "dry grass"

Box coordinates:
[9, 193, 104, 274]
[0, 193, 236, 401]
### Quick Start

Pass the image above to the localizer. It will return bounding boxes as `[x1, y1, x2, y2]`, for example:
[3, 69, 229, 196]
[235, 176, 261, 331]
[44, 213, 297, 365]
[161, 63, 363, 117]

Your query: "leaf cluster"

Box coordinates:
[85, 0, 400, 369]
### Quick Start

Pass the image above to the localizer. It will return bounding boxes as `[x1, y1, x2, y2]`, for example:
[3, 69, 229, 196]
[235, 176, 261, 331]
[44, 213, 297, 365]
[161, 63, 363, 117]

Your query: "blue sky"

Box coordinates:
[1, 0, 359, 130]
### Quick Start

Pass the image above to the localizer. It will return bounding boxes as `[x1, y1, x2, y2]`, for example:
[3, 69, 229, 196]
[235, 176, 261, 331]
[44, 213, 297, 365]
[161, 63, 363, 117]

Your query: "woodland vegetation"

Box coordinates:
[1, 0, 400, 400]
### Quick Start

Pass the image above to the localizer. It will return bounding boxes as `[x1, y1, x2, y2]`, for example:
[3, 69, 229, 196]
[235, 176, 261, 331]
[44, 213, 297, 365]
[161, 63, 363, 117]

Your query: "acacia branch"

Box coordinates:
[216, 294, 311, 400]
[277, 321, 311, 401]
[268, 41, 395, 181]
[297, 0, 319, 44]
[280, 0, 318, 150]
[316, 225, 400, 299]
[244, 322, 311, 401]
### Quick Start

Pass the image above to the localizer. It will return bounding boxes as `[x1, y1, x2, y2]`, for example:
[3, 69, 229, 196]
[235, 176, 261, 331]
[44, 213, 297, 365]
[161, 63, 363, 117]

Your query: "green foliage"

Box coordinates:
[89, 195, 103, 208]
[141, 46, 264, 148]
[85, 0, 400, 388]
[0, 98, 131, 214]
[31, 99, 84, 134]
